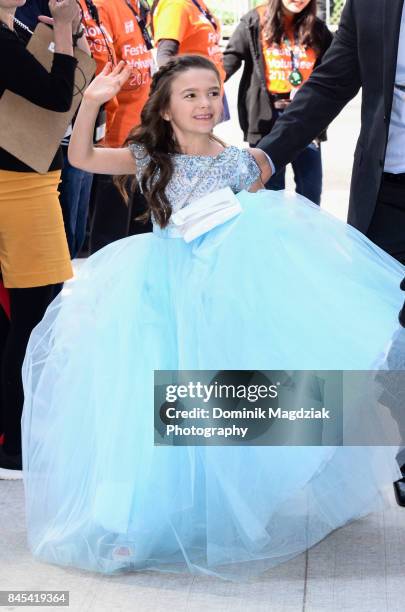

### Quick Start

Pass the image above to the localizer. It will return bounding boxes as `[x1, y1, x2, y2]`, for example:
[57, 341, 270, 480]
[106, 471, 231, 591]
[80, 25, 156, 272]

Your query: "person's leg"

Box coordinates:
[291, 143, 323, 205]
[377, 325, 405, 506]
[127, 187, 153, 236]
[89, 175, 131, 254]
[58, 148, 81, 257]
[77, 175, 98, 258]
[367, 177, 405, 503]
[0, 304, 10, 438]
[74, 170, 94, 258]
[366, 176, 405, 263]
[2, 285, 55, 456]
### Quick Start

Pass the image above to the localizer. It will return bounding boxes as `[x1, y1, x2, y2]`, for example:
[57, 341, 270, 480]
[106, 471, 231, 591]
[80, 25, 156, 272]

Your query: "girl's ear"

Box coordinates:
[160, 106, 172, 121]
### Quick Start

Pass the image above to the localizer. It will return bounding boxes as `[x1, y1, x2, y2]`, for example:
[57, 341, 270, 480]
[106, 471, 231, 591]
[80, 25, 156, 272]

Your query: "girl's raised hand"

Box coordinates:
[84, 62, 132, 106]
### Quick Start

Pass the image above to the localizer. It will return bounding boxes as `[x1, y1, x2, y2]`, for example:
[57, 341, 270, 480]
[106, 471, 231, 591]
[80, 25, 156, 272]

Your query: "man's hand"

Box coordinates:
[248, 148, 273, 184]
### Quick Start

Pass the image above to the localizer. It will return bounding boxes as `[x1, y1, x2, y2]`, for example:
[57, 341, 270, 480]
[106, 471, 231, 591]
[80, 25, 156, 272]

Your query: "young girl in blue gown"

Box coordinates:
[22, 55, 405, 579]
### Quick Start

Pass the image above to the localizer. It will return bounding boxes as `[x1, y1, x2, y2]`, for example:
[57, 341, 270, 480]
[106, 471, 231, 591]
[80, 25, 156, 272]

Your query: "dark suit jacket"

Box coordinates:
[258, 0, 404, 234]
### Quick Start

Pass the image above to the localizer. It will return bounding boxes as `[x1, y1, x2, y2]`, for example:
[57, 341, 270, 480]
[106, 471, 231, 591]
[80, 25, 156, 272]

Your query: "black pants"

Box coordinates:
[368, 174, 405, 326]
[368, 176, 405, 460]
[89, 175, 152, 255]
[367, 175, 405, 264]
[0, 285, 60, 455]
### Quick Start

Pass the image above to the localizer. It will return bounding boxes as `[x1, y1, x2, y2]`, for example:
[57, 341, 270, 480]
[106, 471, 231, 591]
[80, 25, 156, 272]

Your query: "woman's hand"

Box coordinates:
[72, 6, 83, 35]
[39, 11, 90, 56]
[48, 0, 80, 26]
[39, 8, 81, 32]
[84, 62, 132, 106]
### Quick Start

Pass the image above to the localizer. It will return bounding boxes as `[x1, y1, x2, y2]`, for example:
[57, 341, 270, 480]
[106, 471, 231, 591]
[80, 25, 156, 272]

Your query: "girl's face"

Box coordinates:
[281, 0, 312, 15]
[163, 68, 223, 139]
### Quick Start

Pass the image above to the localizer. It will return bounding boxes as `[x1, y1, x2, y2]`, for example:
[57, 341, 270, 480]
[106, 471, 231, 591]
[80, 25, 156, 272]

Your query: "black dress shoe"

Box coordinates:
[394, 477, 405, 507]
[0, 446, 22, 480]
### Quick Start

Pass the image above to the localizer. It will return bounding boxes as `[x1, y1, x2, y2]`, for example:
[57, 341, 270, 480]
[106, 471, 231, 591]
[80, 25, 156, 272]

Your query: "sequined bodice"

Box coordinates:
[129, 144, 261, 229]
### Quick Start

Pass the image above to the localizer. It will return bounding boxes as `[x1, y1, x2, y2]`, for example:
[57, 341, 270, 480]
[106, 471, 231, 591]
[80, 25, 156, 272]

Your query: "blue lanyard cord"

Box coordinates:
[125, 0, 154, 49]
[82, 1, 116, 66]
[283, 33, 301, 71]
[189, 0, 217, 32]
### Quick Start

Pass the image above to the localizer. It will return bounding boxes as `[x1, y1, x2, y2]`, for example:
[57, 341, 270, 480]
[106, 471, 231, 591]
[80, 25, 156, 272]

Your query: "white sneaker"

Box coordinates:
[0, 466, 23, 480]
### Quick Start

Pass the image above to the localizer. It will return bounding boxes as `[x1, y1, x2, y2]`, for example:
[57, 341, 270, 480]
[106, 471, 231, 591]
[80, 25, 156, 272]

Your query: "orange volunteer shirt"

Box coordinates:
[153, 0, 225, 82]
[95, 0, 153, 147]
[79, 0, 118, 142]
[257, 5, 317, 95]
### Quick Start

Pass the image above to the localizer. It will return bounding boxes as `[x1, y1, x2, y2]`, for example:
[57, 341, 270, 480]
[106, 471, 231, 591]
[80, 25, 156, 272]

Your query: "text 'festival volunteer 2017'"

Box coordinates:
[95, 0, 153, 147]
[79, 0, 118, 143]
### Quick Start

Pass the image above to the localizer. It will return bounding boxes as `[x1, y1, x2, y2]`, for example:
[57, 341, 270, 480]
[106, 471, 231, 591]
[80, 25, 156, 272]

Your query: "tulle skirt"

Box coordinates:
[22, 189, 404, 579]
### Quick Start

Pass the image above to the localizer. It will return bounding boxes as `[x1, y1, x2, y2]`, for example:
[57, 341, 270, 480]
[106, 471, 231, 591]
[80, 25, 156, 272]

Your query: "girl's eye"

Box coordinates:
[183, 91, 220, 99]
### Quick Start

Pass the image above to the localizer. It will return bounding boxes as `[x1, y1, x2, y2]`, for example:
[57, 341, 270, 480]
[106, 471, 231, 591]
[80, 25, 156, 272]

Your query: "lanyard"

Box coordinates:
[82, 2, 116, 66]
[124, 0, 153, 49]
[189, 0, 217, 32]
[283, 33, 301, 72]
[282, 32, 304, 87]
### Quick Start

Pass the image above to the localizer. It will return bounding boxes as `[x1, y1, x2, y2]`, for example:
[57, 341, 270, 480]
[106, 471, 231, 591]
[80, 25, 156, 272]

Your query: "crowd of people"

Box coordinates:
[0, 0, 405, 581]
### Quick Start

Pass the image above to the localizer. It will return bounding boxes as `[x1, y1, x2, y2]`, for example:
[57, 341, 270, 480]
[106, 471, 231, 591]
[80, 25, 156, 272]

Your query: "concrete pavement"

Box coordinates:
[1, 480, 405, 611]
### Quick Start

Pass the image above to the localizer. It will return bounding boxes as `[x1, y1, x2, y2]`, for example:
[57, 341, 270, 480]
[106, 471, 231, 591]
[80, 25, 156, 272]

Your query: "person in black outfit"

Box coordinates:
[258, 0, 405, 263]
[257, 0, 405, 505]
[0, 0, 81, 479]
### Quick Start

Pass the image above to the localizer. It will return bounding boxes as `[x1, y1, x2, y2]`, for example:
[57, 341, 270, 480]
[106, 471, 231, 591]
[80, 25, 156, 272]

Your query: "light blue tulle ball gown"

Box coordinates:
[22, 146, 404, 579]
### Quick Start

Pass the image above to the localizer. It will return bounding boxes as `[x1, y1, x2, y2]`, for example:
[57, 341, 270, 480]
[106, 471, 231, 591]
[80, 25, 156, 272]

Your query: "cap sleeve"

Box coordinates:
[128, 143, 150, 185]
[236, 149, 261, 191]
